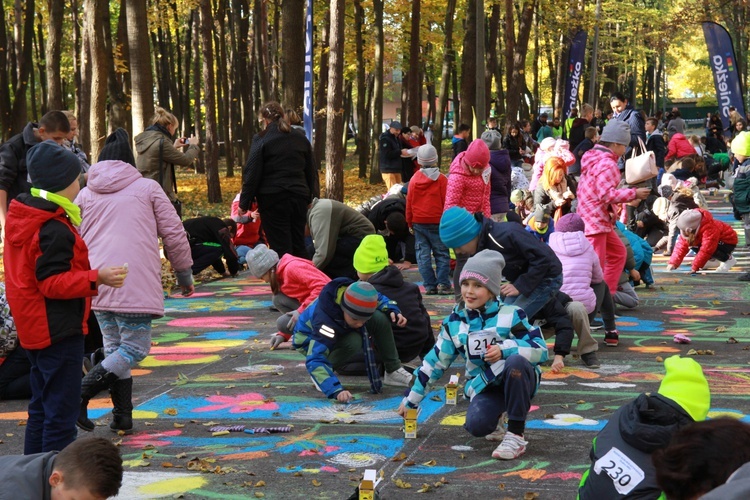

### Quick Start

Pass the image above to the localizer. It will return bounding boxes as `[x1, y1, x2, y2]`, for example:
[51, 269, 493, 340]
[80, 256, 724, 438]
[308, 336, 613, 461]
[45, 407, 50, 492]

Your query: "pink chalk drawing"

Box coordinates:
[167, 316, 252, 329]
[193, 392, 280, 414]
[231, 286, 272, 297]
[299, 445, 341, 457]
[124, 429, 182, 448]
[664, 308, 727, 317]
[168, 292, 215, 299]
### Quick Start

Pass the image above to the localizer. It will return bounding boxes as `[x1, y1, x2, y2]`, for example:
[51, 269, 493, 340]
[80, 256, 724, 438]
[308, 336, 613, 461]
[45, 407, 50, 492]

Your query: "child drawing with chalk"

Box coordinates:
[397, 250, 549, 460]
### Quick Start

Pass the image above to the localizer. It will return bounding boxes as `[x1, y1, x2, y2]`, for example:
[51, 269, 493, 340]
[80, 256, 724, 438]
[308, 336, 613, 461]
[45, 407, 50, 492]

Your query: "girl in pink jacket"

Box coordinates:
[75, 129, 194, 434]
[444, 139, 492, 217]
[246, 244, 331, 348]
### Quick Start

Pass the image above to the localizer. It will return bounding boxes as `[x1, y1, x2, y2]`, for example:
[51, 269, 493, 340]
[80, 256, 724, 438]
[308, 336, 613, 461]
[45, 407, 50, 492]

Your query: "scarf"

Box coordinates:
[30, 188, 82, 226]
[145, 123, 174, 139]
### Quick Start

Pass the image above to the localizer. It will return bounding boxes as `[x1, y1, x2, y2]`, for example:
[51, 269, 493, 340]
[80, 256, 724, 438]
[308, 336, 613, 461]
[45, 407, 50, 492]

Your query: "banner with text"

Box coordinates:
[303, 0, 314, 142]
[703, 21, 746, 136]
[562, 30, 587, 121]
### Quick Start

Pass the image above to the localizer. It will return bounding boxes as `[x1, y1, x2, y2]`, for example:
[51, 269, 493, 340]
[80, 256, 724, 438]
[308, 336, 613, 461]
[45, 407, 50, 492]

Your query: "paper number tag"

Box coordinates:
[593, 447, 645, 495]
[467, 330, 499, 358]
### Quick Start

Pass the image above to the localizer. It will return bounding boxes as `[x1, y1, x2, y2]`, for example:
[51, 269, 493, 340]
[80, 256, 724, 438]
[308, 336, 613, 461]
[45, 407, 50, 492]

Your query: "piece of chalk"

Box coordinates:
[212, 430, 230, 436]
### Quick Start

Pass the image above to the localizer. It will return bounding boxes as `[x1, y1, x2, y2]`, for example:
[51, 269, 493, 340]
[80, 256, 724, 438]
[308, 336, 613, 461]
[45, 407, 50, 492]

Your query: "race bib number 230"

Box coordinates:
[593, 447, 645, 495]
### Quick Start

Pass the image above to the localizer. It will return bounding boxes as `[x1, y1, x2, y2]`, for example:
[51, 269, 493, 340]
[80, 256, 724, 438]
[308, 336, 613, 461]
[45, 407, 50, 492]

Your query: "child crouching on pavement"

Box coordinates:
[292, 280, 414, 403]
[353, 234, 434, 364]
[667, 208, 738, 273]
[397, 250, 549, 460]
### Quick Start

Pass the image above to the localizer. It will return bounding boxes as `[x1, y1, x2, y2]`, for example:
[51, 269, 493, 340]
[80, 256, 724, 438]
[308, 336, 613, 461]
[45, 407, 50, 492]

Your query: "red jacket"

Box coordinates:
[231, 194, 264, 247]
[444, 154, 492, 217]
[406, 168, 448, 225]
[665, 133, 696, 160]
[276, 254, 330, 314]
[3, 195, 98, 350]
[669, 208, 738, 271]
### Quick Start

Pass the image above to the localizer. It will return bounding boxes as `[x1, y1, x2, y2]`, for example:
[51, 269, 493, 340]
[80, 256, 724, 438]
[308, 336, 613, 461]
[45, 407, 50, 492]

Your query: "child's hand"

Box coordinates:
[180, 284, 195, 297]
[397, 402, 408, 417]
[270, 334, 286, 350]
[550, 355, 565, 373]
[484, 344, 502, 364]
[499, 283, 520, 298]
[97, 266, 127, 288]
[555, 198, 565, 207]
[665, 264, 676, 271]
[249, 210, 260, 221]
[390, 312, 408, 327]
[629, 269, 641, 281]
[635, 188, 651, 200]
[336, 390, 353, 403]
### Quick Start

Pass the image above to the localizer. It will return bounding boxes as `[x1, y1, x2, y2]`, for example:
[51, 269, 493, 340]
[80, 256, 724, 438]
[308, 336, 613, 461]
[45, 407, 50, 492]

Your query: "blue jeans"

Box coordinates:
[503, 274, 563, 318]
[236, 245, 250, 264]
[413, 223, 451, 290]
[24, 335, 84, 454]
[464, 355, 535, 437]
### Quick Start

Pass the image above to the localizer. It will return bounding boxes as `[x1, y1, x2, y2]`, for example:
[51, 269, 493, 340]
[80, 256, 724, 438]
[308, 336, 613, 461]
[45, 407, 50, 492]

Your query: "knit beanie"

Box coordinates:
[480, 130, 502, 151]
[599, 120, 631, 146]
[353, 234, 389, 274]
[341, 281, 379, 321]
[459, 249, 505, 297]
[657, 355, 711, 421]
[439, 206, 482, 248]
[677, 209, 702, 237]
[539, 137, 557, 152]
[416, 144, 438, 167]
[26, 140, 82, 192]
[731, 131, 750, 157]
[510, 189, 525, 204]
[462, 139, 490, 169]
[533, 204, 551, 223]
[556, 213, 585, 233]
[246, 244, 279, 278]
[652, 197, 669, 219]
[98, 128, 136, 166]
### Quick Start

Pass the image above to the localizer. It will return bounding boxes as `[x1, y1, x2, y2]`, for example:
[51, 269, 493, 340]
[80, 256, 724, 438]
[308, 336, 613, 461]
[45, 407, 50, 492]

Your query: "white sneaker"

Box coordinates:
[384, 367, 413, 387]
[716, 256, 737, 273]
[485, 423, 506, 441]
[492, 431, 527, 460]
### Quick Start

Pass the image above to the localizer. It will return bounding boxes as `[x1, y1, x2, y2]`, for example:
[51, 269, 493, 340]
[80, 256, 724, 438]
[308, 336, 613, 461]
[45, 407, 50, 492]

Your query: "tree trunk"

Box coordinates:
[233, 0, 254, 160]
[325, 0, 346, 200]
[153, 28, 171, 108]
[460, 0, 476, 133]
[216, 0, 234, 177]
[105, 0, 131, 134]
[0, 1, 12, 139]
[45, 0, 63, 111]
[504, 0, 535, 124]
[368, 0, 384, 184]
[434, 0, 457, 162]
[191, 10, 205, 174]
[254, 0, 272, 104]
[79, 4, 91, 154]
[407, 0, 421, 126]
[125, 0, 154, 137]
[72, 0, 83, 118]
[281, 0, 305, 110]
[84, 0, 108, 161]
[10, 0, 35, 134]
[486, 3, 499, 118]
[313, 8, 330, 172]
[199, 0, 221, 203]
[354, 0, 368, 177]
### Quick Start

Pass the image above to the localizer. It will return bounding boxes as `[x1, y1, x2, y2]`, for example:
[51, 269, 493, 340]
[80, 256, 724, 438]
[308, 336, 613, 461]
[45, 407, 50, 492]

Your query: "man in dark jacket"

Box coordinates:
[439, 206, 563, 319]
[0, 111, 71, 239]
[379, 121, 406, 189]
[578, 355, 710, 500]
[366, 196, 416, 268]
[610, 92, 647, 169]
[568, 104, 594, 151]
[183, 216, 240, 277]
[571, 126, 598, 177]
[645, 117, 667, 178]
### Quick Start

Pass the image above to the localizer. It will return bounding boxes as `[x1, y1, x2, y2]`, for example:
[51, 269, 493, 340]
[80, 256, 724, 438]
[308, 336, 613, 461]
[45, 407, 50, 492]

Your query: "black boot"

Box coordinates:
[109, 378, 133, 434]
[77, 363, 118, 432]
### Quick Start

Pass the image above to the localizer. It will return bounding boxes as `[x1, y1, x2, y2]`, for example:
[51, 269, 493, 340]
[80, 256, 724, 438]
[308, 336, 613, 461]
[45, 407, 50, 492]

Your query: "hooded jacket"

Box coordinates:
[379, 130, 403, 174]
[292, 278, 400, 398]
[307, 198, 375, 269]
[665, 133, 696, 161]
[0, 122, 39, 206]
[0, 451, 56, 499]
[276, 253, 331, 315]
[477, 216, 563, 297]
[669, 208, 738, 272]
[445, 149, 492, 218]
[367, 265, 433, 362]
[402, 299, 547, 409]
[578, 394, 695, 500]
[613, 105, 647, 157]
[578, 146, 637, 235]
[646, 130, 667, 169]
[367, 197, 416, 263]
[489, 149, 512, 214]
[549, 231, 602, 314]
[134, 128, 199, 201]
[3, 195, 98, 349]
[406, 167, 448, 225]
[732, 159, 750, 214]
[76, 160, 193, 316]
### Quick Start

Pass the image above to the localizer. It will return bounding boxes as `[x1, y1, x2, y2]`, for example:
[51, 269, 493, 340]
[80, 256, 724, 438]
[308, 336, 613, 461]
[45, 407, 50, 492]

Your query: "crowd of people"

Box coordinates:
[0, 94, 748, 499]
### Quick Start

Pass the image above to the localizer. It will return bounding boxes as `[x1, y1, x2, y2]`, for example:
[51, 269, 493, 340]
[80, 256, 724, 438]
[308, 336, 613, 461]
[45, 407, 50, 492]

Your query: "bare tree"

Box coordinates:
[325, 0, 346, 200]
[125, 0, 154, 137]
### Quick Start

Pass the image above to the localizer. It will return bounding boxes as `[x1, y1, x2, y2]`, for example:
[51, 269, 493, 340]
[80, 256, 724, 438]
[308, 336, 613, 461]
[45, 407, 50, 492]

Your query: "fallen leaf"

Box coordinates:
[16, 420, 26, 426]
[430, 395, 442, 401]
[417, 484, 431, 493]
[422, 460, 437, 466]
[173, 423, 185, 428]
[655, 356, 664, 362]
[224, 385, 236, 389]
[172, 373, 189, 386]
[162, 462, 174, 468]
[687, 349, 698, 356]
[262, 383, 271, 388]
[393, 478, 412, 489]
[255, 481, 265, 487]
[459, 453, 466, 459]
[312, 479, 322, 487]
[576, 400, 586, 404]
[142, 444, 156, 450]
[440, 477, 449, 484]
[715, 326, 727, 332]
[727, 337, 739, 344]
[404, 460, 416, 466]
[176, 452, 187, 459]
[5, 434, 12, 437]
[293, 472, 303, 477]
[392, 453, 407, 462]
[348, 468, 356, 472]
[559, 404, 569, 409]
[524, 493, 540, 500]
[254, 493, 265, 498]
[164, 408, 178, 416]
[144, 422, 154, 426]
[117, 430, 126, 436]
[499, 483, 505, 490]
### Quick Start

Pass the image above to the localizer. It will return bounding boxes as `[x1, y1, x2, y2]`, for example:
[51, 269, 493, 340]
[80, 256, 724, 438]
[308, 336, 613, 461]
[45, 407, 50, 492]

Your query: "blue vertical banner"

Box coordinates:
[303, 0, 314, 143]
[703, 21, 746, 136]
[562, 30, 587, 121]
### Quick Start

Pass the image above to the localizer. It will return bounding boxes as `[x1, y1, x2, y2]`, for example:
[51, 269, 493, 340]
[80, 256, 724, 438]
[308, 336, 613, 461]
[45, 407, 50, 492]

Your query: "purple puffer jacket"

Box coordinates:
[549, 230, 602, 314]
[489, 149, 512, 215]
[76, 160, 193, 317]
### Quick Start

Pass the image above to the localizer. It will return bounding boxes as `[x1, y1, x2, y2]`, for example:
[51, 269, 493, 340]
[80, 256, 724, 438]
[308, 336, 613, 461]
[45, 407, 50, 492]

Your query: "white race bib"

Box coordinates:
[482, 167, 491, 184]
[593, 447, 645, 495]
[467, 329, 499, 358]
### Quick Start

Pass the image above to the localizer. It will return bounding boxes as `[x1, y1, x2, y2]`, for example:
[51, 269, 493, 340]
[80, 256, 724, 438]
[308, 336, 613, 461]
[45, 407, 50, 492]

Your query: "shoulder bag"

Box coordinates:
[625, 137, 658, 185]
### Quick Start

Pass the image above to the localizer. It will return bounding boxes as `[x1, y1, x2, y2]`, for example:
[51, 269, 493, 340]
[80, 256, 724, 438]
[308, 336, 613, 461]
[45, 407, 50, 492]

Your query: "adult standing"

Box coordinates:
[240, 102, 318, 258]
[135, 107, 200, 209]
[379, 121, 407, 189]
[568, 104, 594, 151]
[609, 92, 646, 169]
